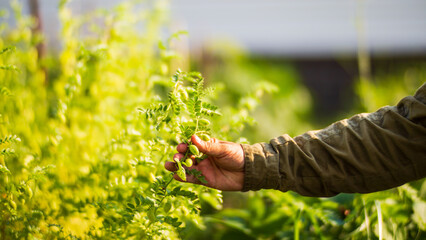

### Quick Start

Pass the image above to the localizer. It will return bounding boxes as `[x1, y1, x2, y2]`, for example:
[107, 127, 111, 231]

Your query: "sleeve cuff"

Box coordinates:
[241, 142, 281, 191]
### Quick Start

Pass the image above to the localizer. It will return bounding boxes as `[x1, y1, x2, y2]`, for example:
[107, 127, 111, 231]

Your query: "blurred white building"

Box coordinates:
[1, 0, 426, 57]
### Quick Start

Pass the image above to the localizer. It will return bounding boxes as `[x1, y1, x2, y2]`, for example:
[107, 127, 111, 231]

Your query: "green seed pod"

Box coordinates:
[198, 119, 210, 126]
[200, 134, 210, 141]
[176, 161, 186, 181]
[185, 158, 193, 167]
[9, 200, 17, 210]
[189, 145, 200, 156]
[26, 185, 33, 199]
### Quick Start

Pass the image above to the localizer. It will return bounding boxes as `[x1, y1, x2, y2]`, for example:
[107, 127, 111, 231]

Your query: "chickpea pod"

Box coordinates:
[189, 145, 200, 156]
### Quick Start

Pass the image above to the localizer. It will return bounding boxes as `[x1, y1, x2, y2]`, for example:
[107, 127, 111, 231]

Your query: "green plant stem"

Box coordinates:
[375, 200, 382, 240]
[294, 209, 302, 240]
[363, 198, 371, 240]
[148, 175, 174, 212]
[194, 118, 199, 136]
[146, 175, 174, 228]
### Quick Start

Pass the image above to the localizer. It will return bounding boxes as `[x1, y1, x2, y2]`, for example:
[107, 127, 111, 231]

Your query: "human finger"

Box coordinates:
[177, 143, 188, 153]
[191, 135, 223, 156]
[164, 161, 177, 172]
[173, 153, 185, 161]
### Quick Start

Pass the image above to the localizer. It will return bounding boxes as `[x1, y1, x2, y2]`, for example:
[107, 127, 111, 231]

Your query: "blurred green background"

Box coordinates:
[1, 0, 425, 239]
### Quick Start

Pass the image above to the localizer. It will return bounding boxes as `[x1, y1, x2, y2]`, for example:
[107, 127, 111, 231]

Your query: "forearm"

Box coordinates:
[242, 83, 426, 197]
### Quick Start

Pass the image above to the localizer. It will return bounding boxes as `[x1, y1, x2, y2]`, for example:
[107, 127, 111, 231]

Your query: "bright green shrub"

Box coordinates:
[0, 0, 424, 239]
[0, 1, 227, 238]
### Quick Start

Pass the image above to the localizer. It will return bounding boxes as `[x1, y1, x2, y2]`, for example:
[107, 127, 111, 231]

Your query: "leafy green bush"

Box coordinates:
[0, 0, 424, 239]
[0, 1, 228, 238]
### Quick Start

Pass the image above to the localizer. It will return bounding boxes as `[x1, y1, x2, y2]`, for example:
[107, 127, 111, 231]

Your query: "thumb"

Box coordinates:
[191, 135, 223, 156]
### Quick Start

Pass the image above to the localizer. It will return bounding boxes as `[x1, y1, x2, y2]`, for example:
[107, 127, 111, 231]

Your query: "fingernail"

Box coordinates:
[194, 135, 201, 142]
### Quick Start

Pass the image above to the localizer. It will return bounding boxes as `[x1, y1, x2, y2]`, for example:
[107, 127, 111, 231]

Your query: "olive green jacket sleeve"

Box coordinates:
[242, 83, 426, 197]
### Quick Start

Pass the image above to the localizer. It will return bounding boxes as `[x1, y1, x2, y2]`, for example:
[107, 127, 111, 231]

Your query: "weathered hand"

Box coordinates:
[164, 135, 245, 191]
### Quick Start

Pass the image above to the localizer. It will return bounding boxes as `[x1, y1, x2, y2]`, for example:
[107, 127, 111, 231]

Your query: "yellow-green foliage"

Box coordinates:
[0, 0, 425, 239]
[0, 1, 222, 239]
